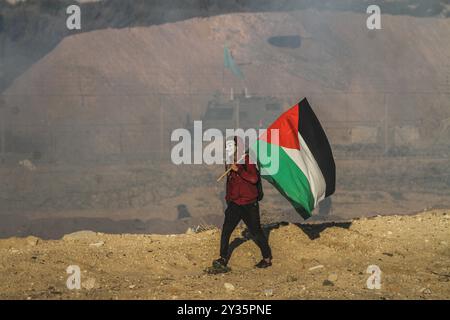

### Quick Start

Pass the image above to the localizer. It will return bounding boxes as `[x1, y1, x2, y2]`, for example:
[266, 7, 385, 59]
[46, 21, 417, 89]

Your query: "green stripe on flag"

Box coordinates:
[253, 140, 315, 218]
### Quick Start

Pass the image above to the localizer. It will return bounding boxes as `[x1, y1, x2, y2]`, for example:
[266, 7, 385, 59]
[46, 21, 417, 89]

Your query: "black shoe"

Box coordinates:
[205, 258, 231, 274]
[213, 257, 228, 268]
[255, 259, 272, 269]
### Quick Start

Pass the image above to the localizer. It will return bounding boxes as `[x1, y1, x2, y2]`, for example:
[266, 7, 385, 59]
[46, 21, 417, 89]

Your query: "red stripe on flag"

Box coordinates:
[259, 103, 301, 150]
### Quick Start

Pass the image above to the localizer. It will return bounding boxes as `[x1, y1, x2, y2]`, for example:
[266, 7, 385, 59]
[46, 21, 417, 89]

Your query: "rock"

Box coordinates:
[185, 228, 195, 235]
[264, 289, 273, 297]
[308, 265, 324, 271]
[26, 236, 40, 246]
[82, 278, 96, 290]
[322, 280, 334, 286]
[287, 275, 298, 282]
[89, 241, 105, 247]
[327, 273, 338, 282]
[420, 287, 432, 295]
[129, 284, 136, 289]
[224, 283, 235, 292]
[63, 231, 98, 241]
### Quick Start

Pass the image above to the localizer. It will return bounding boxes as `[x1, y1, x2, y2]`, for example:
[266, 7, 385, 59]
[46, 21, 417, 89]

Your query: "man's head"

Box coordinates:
[225, 136, 245, 163]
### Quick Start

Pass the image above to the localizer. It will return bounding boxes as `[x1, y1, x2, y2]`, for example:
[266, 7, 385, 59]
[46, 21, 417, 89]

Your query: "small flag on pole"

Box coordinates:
[224, 45, 244, 79]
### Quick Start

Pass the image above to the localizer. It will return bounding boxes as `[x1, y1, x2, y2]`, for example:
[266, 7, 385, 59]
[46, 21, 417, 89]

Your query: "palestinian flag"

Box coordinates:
[252, 98, 335, 219]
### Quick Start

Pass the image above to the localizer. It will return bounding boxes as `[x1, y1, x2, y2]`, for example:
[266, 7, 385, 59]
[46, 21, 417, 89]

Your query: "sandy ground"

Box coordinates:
[0, 209, 449, 300]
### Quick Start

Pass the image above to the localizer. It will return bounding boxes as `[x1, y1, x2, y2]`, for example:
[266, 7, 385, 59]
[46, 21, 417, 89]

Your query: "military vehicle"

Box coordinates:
[200, 92, 284, 132]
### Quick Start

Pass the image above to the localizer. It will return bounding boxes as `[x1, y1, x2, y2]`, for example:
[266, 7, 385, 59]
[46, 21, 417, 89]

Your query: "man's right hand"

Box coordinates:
[230, 164, 239, 172]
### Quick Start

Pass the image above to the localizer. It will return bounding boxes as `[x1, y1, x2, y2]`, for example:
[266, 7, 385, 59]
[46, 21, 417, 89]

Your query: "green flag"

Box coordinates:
[224, 45, 244, 79]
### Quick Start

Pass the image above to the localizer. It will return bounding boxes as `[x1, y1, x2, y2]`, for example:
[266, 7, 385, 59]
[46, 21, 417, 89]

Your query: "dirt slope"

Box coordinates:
[0, 209, 448, 300]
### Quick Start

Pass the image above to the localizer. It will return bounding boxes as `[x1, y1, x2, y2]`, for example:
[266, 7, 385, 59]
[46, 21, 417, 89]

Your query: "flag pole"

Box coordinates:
[236, 97, 240, 129]
[216, 153, 246, 182]
[222, 43, 227, 96]
[216, 168, 231, 182]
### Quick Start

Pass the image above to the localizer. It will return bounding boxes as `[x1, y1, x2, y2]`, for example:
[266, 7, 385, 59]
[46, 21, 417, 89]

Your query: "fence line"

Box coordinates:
[1, 91, 449, 164]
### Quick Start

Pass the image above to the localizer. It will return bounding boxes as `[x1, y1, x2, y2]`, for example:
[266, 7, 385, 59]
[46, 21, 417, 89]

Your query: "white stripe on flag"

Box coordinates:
[283, 133, 326, 208]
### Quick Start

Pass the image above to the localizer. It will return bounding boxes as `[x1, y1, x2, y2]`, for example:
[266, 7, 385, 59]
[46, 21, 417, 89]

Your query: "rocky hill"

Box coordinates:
[1, 0, 449, 94]
[3, 10, 450, 162]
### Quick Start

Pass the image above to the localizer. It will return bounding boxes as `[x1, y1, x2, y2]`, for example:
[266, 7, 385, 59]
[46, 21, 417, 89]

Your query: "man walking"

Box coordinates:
[213, 138, 272, 270]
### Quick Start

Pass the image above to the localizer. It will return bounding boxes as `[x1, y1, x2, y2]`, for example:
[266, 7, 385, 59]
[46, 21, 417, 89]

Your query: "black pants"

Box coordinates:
[220, 201, 272, 260]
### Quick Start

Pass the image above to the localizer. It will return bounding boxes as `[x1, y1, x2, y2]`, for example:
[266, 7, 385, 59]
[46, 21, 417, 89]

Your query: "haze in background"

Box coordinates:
[0, 0, 449, 239]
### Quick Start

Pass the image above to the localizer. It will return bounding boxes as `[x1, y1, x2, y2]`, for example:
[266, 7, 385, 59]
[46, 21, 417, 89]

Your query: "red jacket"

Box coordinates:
[225, 154, 259, 205]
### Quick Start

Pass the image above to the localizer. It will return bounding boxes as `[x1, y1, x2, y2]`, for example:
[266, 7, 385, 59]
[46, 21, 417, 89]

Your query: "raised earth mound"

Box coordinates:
[0, 209, 448, 299]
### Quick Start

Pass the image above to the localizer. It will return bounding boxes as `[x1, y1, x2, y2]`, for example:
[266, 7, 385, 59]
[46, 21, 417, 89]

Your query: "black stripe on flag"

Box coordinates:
[298, 98, 336, 197]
